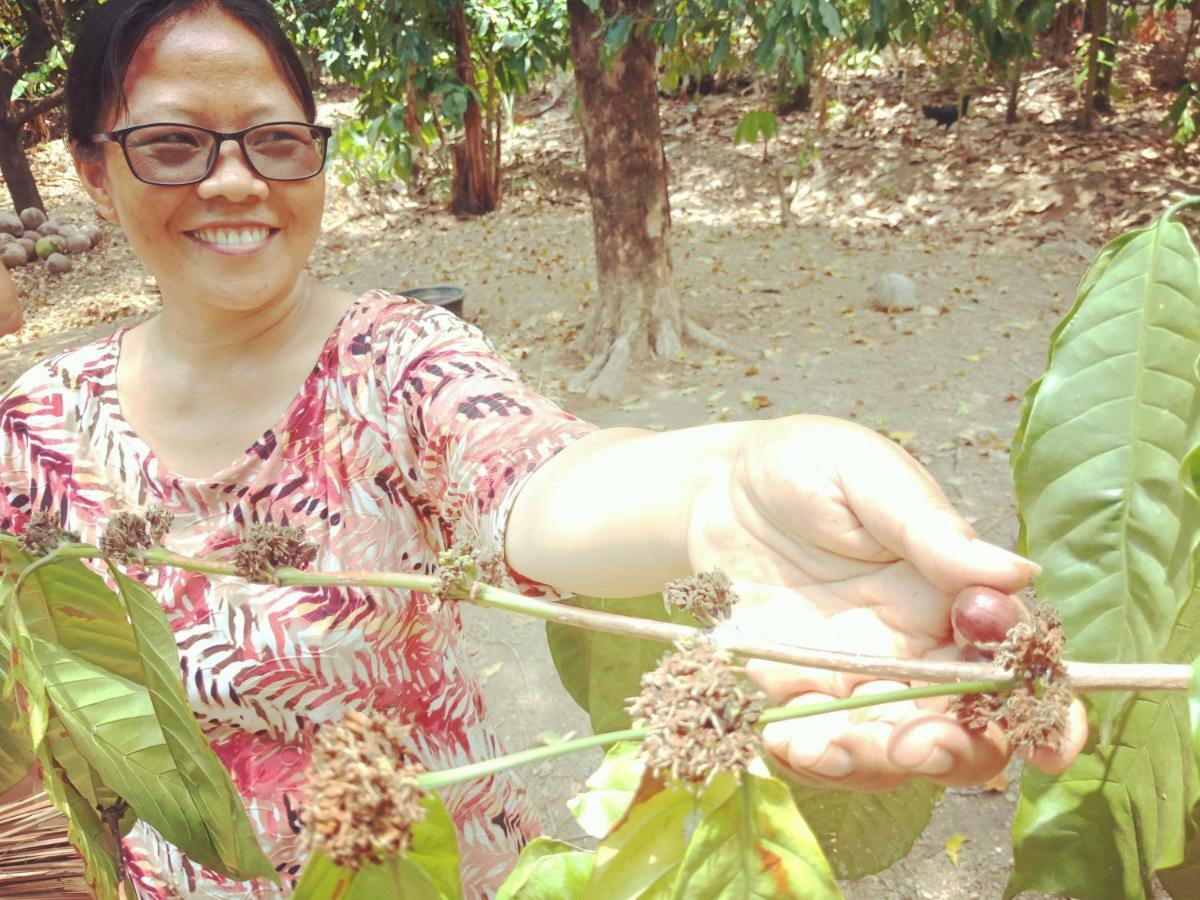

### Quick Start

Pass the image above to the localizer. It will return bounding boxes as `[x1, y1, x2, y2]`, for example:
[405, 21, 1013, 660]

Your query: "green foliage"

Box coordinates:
[0, 540, 276, 889]
[1009, 198, 1200, 898]
[294, 793, 462, 899]
[787, 779, 942, 879]
[1166, 82, 1200, 147]
[496, 837, 594, 898]
[1192, 657, 1200, 767]
[546, 594, 700, 732]
[567, 741, 646, 838]
[733, 109, 778, 146]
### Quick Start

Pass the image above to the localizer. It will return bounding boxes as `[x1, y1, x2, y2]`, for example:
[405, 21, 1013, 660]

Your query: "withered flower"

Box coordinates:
[950, 601, 1072, 755]
[232, 522, 318, 582]
[303, 709, 427, 869]
[431, 546, 480, 608]
[626, 639, 766, 785]
[18, 510, 80, 555]
[663, 568, 739, 624]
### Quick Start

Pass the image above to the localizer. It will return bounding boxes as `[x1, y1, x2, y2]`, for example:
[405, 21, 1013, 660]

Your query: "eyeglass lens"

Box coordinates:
[123, 123, 327, 184]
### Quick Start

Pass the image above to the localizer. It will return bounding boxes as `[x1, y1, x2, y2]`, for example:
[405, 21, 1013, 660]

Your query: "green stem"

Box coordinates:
[417, 679, 1017, 790]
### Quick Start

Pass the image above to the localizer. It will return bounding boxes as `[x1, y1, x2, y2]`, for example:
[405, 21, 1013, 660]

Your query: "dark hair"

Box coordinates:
[67, 0, 315, 148]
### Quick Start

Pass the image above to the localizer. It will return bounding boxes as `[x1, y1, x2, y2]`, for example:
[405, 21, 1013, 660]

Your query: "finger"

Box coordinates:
[839, 434, 1039, 595]
[887, 711, 1010, 787]
[1024, 698, 1089, 775]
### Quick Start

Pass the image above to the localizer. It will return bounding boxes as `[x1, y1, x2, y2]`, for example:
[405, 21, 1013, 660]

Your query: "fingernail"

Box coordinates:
[811, 747, 853, 778]
[913, 748, 954, 776]
[764, 724, 828, 769]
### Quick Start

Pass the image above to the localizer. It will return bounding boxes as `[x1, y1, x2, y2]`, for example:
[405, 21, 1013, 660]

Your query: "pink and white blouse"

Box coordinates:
[0, 290, 597, 898]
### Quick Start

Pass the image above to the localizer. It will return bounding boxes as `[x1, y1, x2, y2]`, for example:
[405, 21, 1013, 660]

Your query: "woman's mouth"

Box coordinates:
[187, 226, 277, 253]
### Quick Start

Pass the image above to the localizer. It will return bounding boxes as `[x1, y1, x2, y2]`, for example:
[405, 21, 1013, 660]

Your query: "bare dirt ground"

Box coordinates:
[4, 39, 1195, 898]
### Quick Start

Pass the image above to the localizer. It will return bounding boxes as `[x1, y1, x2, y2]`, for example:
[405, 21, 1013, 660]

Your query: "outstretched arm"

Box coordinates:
[506, 414, 1087, 789]
[0, 263, 22, 337]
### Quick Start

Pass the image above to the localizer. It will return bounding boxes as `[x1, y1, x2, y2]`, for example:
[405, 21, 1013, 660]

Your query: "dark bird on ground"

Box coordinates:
[922, 95, 970, 128]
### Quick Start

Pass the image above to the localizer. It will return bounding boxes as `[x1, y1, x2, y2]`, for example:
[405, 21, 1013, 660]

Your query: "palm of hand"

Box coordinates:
[684, 417, 1042, 790]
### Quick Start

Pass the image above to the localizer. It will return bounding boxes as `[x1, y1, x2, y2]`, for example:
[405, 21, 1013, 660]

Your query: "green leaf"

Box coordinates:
[586, 774, 699, 898]
[37, 745, 130, 900]
[546, 595, 697, 733]
[669, 773, 841, 899]
[0, 630, 32, 793]
[104, 564, 277, 881]
[1011, 203, 1200, 737]
[1009, 201, 1200, 898]
[788, 779, 942, 879]
[733, 110, 778, 146]
[1192, 657, 1200, 768]
[567, 741, 646, 838]
[294, 848, 452, 900]
[407, 792, 462, 900]
[496, 837, 594, 899]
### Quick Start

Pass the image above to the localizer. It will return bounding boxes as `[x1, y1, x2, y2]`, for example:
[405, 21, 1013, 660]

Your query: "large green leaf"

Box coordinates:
[1011, 204, 1200, 737]
[787, 778, 942, 879]
[406, 792, 463, 900]
[1191, 656, 1200, 767]
[668, 772, 841, 899]
[585, 775, 699, 898]
[496, 837, 594, 900]
[0, 630, 32, 793]
[37, 745, 131, 900]
[1009, 201, 1200, 899]
[293, 848, 449, 900]
[567, 741, 646, 839]
[104, 564, 276, 881]
[546, 595, 698, 732]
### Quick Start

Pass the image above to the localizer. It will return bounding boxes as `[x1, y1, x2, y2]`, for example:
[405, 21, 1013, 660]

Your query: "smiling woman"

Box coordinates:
[0, 0, 1087, 898]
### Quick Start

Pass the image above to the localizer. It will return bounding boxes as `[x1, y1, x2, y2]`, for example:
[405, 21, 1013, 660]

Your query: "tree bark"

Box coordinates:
[0, 121, 44, 212]
[567, 0, 683, 399]
[1077, 0, 1105, 130]
[446, 0, 498, 216]
[1005, 59, 1025, 124]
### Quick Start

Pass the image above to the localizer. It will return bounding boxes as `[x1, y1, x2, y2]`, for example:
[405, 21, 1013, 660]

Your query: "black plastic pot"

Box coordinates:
[401, 285, 465, 318]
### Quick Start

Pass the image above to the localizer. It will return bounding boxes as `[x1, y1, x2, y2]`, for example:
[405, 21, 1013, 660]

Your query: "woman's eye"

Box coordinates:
[133, 130, 203, 149]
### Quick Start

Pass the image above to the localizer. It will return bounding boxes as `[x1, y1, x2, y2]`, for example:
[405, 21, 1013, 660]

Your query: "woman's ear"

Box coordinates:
[72, 144, 118, 223]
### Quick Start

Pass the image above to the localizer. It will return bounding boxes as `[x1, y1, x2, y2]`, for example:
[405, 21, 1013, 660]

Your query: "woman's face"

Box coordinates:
[75, 9, 325, 316]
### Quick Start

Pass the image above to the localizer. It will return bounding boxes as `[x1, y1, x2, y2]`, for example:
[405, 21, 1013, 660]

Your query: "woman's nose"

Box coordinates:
[195, 139, 269, 202]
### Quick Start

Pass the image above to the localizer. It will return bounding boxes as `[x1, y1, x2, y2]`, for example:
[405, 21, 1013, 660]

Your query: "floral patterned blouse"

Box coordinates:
[0, 290, 597, 898]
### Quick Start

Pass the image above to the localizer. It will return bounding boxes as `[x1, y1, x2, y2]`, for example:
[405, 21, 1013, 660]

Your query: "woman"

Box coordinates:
[0, 261, 21, 336]
[0, 0, 1085, 896]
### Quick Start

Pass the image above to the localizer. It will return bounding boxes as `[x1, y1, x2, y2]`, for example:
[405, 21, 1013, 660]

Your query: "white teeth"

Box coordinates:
[193, 227, 270, 247]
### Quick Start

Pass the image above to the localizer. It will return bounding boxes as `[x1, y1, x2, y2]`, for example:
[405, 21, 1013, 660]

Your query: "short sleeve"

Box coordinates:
[380, 300, 598, 594]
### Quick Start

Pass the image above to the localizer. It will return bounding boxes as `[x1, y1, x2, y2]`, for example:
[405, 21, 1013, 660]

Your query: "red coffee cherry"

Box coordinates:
[951, 586, 1028, 647]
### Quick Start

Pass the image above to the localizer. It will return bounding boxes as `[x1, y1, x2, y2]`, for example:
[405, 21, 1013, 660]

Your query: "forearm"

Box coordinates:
[505, 422, 746, 597]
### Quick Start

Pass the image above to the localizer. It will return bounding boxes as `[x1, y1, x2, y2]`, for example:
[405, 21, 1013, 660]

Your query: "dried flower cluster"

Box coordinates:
[950, 601, 1072, 755]
[626, 640, 766, 785]
[232, 523, 318, 582]
[98, 507, 174, 562]
[303, 709, 427, 869]
[663, 568, 739, 624]
[430, 545, 487, 610]
[18, 510, 80, 555]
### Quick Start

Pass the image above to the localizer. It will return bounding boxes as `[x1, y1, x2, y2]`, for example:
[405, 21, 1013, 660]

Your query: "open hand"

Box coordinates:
[686, 415, 1087, 791]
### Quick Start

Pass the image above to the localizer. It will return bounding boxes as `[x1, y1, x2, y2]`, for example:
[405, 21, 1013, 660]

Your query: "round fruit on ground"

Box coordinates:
[18, 207, 47, 231]
[79, 223, 102, 247]
[0, 211, 22, 237]
[35, 235, 66, 259]
[21, 230, 40, 243]
[64, 233, 91, 255]
[37, 220, 61, 236]
[16, 238, 36, 261]
[0, 243, 28, 268]
[45, 253, 72, 274]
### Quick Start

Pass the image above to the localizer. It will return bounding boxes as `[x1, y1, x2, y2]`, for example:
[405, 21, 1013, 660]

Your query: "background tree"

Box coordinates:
[0, 0, 94, 212]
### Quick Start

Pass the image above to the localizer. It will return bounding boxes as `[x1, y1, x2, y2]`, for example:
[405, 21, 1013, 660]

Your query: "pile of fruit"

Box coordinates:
[0, 207, 102, 275]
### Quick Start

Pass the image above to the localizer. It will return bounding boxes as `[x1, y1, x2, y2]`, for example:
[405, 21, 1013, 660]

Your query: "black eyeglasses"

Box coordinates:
[90, 121, 334, 186]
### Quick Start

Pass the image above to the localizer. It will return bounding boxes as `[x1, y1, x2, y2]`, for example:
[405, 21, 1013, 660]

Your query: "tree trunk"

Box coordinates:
[1077, 0, 1105, 130]
[0, 119, 43, 213]
[567, 0, 683, 399]
[1093, 1, 1116, 114]
[1005, 59, 1025, 124]
[446, 0, 498, 216]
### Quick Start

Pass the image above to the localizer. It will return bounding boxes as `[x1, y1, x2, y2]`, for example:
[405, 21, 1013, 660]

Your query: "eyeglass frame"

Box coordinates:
[88, 121, 335, 186]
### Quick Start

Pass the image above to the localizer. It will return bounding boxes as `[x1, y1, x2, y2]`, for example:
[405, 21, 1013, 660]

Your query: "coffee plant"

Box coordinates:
[2, 199, 1200, 898]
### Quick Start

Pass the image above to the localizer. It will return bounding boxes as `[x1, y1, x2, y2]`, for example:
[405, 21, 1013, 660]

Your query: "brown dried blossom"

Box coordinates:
[663, 569, 739, 624]
[626, 639, 766, 785]
[950, 601, 1072, 755]
[18, 510, 80, 555]
[232, 523, 318, 582]
[99, 507, 173, 562]
[302, 709, 427, 869]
